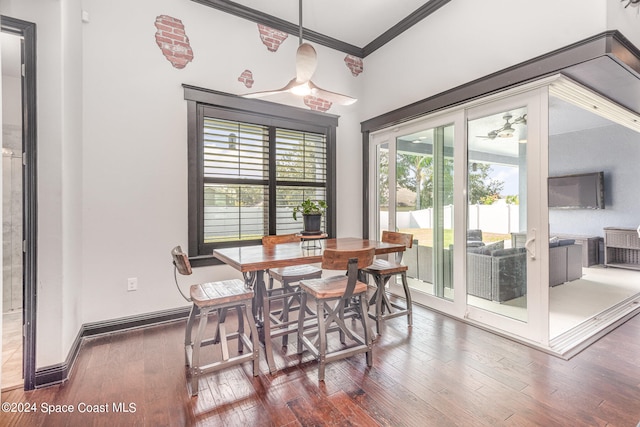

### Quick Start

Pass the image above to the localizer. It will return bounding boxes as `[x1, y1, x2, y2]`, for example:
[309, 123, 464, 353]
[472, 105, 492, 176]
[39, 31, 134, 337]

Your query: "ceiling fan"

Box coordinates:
[477, 113, 527, 140]
[242, 0, 357, 106]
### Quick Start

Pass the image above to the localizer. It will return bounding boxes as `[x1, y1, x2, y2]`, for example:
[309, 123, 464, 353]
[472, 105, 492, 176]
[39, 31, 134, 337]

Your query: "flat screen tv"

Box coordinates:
[548, 171, 604, 209]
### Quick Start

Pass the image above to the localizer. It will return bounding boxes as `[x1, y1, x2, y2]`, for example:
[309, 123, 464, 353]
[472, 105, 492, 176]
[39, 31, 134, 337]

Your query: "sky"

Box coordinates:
[489, 164, 520, 196]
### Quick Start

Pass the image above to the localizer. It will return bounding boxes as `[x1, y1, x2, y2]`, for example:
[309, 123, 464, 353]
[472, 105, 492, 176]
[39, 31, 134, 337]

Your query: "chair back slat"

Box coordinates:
[321, 248, 375, 271]
[171, 246, 192, 276]
[262, 234, 301, 246]
[320, 248, 374, 301]
[382, 231, 413, 249]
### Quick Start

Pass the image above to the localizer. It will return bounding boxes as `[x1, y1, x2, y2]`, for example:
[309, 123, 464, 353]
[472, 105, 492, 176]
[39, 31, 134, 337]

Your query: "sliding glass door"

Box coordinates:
[370, 88, 547, 343]
[463, 92, 547, 341]
[370, 113, 465, 316]
[466, 106, 529, 321]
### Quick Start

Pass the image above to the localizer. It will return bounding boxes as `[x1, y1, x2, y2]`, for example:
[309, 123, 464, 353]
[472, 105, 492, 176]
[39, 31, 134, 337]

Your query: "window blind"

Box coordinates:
[201, 119, 327, 242]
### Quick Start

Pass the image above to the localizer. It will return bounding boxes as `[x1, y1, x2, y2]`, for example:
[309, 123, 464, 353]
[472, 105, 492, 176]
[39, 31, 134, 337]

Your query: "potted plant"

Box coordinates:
[292, 199, 327, 234]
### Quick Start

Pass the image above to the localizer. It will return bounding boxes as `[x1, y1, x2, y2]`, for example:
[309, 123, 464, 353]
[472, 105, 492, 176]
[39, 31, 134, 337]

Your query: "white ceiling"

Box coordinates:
[396, 101, 618, 165]
[231, 0, 432, 47]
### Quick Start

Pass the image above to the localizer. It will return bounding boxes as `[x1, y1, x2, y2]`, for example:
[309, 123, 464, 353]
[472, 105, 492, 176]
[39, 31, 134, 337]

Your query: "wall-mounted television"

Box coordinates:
[548, 171, 604, 209]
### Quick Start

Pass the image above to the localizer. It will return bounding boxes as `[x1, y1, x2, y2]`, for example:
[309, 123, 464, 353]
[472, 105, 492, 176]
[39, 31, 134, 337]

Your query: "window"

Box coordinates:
[184, 86, 338, 264]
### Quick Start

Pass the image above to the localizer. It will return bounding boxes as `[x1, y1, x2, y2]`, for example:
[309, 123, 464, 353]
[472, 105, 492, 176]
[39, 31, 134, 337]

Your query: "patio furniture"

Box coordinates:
[549, 239, 582, 286]
[297, 247, 375, 381]
[466, 242, 526, 303]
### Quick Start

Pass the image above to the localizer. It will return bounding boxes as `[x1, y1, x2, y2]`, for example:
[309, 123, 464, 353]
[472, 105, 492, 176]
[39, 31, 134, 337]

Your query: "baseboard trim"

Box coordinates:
[34, 306, 191, 388]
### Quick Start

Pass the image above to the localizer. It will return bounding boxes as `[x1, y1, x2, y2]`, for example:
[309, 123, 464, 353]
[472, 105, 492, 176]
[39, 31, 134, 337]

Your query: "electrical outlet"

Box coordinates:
[127, 277, 138, 292]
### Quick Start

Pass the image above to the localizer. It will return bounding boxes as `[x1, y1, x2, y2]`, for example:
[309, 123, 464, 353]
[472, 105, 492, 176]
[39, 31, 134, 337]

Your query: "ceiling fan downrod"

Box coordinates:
[299, 0, 303, 45]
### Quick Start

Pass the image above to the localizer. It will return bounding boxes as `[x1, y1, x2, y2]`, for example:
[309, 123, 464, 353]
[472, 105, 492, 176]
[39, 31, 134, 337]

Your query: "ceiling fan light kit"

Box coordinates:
[477, 113, 527, 140]
[242, 0, 357, 107]
[290, 81, 312, 96]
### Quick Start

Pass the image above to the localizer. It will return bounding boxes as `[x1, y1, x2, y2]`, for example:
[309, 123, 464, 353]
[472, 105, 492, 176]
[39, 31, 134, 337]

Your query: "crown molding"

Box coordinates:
[191, 0, 452, 58]
[362, 0, 451, 56]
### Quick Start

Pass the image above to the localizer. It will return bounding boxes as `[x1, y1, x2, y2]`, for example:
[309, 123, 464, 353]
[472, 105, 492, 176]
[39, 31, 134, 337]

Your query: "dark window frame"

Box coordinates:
[184, 85, 338, 266]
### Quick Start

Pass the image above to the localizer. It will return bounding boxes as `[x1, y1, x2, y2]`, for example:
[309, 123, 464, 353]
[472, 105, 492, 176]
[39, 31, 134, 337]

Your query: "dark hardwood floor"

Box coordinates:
[3, 303, 640, 426]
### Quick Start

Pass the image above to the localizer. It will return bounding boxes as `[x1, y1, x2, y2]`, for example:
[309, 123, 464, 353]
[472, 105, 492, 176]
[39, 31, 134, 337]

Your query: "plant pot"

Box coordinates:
[302, 214, 322, 234]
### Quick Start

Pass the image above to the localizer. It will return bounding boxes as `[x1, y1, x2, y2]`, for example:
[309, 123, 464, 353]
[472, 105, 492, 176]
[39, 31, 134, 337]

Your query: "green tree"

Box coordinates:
[468, 163, 504, 205]
[378, 150, 389, 207]
[383, 153, 503, 209]
[506, 194, 519, 205]
[397, 154, 434, 209]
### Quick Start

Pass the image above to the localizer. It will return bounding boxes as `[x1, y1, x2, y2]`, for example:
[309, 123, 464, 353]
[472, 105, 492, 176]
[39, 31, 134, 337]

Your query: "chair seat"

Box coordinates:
[361, 258, 408, 276]
[268, 264, 322, 282]
[300, 275, 368, 299]
[190, 279, 252, 307]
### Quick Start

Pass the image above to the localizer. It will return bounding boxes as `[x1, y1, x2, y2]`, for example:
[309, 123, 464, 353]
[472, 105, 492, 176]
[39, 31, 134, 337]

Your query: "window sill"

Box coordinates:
[189, 255, 224, 268]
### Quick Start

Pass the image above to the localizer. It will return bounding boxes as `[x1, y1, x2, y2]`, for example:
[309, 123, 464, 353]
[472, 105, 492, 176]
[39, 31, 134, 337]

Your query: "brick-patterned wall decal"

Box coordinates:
[238, 70, 255, 88]
[344, 55, 363, 77]
[154, 15, 194, 69]
[304, 96, 332, 112]
[258, 24, 288, 52]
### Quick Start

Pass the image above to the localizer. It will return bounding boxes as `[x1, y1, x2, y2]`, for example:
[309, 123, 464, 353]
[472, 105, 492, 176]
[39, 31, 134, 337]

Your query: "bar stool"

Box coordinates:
[262, 234, 322, 373]
[297, 247, 375, 381]
[171, 246, 259, 396]
[361, 231, 414, 335]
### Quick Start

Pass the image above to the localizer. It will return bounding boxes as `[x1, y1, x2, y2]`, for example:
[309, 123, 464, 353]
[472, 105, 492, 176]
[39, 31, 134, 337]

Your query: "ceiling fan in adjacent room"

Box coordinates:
[477, 113, 527, 140]
[242, 0, 357, 106]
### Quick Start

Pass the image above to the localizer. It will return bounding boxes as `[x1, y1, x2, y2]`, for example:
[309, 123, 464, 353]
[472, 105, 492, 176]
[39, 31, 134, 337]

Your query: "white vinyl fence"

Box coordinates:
[382, 204, 520, 234]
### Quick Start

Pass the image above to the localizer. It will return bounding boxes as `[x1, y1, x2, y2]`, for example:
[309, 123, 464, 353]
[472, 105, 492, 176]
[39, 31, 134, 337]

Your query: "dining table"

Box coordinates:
[213, 237, 406, 373]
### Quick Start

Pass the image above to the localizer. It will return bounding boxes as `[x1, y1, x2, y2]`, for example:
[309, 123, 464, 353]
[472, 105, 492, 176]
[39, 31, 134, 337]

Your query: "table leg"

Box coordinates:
[243, 271, 265, 323]
[244, 269, 277, 374]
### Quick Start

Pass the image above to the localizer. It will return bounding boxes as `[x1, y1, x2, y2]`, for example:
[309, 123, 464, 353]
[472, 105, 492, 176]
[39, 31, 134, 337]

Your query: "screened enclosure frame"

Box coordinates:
[183, 85, 338, 265]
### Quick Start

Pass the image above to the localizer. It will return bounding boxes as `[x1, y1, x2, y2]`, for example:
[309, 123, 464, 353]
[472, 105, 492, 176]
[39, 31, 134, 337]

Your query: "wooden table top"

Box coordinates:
[213, 237, 405, 272]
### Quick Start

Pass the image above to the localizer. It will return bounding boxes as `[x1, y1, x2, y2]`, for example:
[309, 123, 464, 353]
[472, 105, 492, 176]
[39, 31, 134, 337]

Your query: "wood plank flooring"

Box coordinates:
[2, 304, 640, 426]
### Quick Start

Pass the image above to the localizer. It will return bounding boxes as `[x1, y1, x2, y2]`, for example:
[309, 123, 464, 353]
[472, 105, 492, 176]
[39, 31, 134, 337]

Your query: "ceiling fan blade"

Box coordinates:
[242, 78, 298, 99]
[513, 114, 527, 124]
[477, 130, 499, 139]
[308, 81, 357, 105]
[296, 43, 317, 83]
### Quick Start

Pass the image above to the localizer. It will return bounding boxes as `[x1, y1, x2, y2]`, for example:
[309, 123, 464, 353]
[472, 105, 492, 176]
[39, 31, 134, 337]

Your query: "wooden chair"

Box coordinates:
[361, 231, 414, 335]
[261, 234, 322, 372]
[171, 246, 259, 396]
[297, 247, 375, 381]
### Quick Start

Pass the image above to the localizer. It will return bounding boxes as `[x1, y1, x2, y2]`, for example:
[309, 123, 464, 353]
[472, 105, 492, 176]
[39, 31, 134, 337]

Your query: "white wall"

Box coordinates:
[549, 124, 640, 236]
[78, 0, 363, 328]
[607, 0, 640, 47]
[1, 75, 20, 127]
[0, 0, 78, 367]
[61, 0, 84, 367]
[0, 0, 638, 369]
[360, 0, 608, 120]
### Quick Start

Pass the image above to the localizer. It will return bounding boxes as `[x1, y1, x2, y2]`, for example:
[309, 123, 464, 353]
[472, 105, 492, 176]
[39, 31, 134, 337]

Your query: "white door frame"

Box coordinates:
[463, 88, 550, 345]
[370, 110, 467, 318]
[368, 81, 553, 345]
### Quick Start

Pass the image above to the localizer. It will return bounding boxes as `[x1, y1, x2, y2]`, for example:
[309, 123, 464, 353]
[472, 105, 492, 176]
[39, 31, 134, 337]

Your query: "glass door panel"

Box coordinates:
[467, 107, 528, 321]
[396, 124, 454, 301]
[377, 143, 390, 238]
